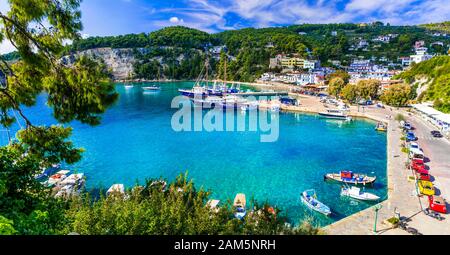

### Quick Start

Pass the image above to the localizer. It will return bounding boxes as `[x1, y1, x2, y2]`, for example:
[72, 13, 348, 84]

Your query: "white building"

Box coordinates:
[412, 103, 450, 136]
[410, 47, 433, 64]
[303, 60, 321, 70]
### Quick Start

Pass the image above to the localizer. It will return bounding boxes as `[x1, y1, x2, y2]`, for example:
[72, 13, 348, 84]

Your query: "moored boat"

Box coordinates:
[142, 85, 161, 91]
[319, 109, 352, 121]
[375, 122, 387, 132]
[340, 186, 380, 201]
[233, 193, 247, 220]
[300, 189, 331, 216]
[324, 171, 376, 186]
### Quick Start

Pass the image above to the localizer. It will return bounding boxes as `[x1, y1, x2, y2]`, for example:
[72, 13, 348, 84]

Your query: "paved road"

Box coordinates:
[405, 112, 450, 202]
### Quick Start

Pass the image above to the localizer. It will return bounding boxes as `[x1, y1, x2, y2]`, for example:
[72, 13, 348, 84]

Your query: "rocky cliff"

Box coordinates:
[62, 47, 136, 79]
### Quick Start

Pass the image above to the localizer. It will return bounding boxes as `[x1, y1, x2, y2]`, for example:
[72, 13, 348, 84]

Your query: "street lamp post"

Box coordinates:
[373, 204, 383, 233]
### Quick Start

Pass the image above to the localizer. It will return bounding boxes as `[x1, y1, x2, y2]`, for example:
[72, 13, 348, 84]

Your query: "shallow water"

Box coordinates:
[5, 81, 387, 226]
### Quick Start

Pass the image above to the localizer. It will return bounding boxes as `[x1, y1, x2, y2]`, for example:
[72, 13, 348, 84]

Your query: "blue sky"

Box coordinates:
[1, 0, 450, 53]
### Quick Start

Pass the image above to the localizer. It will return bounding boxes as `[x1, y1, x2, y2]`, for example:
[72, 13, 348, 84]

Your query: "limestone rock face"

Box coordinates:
[62, 47, 136, 79]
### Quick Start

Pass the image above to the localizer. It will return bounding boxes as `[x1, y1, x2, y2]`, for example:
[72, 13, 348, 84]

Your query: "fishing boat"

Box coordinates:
[375, 122, 387, 132]
[318, 109, 352, 121]
[324, 171, 376, 186]
[178, 59, 210, 98]
[142, 85, 161, 91]
[340, 186, 380, 201]
[233, 193, 247, 220]
[124, 83, 133, 89]
[300, 189, 331, 216]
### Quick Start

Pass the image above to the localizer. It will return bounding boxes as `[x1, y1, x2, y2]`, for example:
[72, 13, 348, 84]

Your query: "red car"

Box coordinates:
[428, 195, 448, 214]
[417, 172, 431, 181]
[411, 161, 427, 172]
[412, 158, 424, 164]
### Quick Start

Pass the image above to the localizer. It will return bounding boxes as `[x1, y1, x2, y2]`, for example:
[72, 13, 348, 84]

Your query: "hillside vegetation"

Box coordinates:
[59, 24, 450, 82]
[421, 21, 450, 33]
[395, 56, 450, 113]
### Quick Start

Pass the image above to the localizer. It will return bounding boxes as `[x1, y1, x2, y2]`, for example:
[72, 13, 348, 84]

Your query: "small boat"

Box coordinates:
[233, 193, 247, 220]
[319, 109, 352, 121]
[324, 171, 376, 186]
[341, 186, 380, 201]
[375, 122, 387, 132]
[124, 83, 133, 89]
[142, 86, 161, 91]
[300, 189, 331, 216]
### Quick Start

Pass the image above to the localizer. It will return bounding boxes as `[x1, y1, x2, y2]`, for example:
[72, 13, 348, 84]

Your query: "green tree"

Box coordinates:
[356, 79, 381, 100]
[341, 83, 359, 102]
[328, 77, 346, 98]
[0, 215, 17, 235]
[326, 70, 350, 85]
[0, 0, 117, 234]
[380, 83, 412, 107]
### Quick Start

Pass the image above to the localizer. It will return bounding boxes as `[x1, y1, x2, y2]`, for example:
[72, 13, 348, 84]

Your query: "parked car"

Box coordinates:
[403, 122, 413, 130]
[409, 142, 421, 151]
[406, 132, 417, 141]
[428, 195, 447, 214]
[431, 130, 443, 138]
[418, 180, 435, 196]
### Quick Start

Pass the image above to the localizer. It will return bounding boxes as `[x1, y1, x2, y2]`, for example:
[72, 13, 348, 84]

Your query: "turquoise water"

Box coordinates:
[4, 81, 387, 226]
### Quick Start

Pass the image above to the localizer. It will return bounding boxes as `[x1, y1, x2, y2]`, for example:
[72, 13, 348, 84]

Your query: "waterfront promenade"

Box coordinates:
[293, 95, 450, 235]
[243, 81, 450, 234]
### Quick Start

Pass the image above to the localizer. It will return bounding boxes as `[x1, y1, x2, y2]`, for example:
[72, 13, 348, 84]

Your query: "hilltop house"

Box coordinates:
[410, 47, 433, 64]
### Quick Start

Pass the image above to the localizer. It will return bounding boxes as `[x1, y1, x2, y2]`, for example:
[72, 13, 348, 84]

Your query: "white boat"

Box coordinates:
[319, 109, 351, 121]
[340, 186, 380, 201]
[142, 86, 161, 91]
[233, 193, 247, 220]
[124, 84, 133, 89]
[300, 189, 331, 216]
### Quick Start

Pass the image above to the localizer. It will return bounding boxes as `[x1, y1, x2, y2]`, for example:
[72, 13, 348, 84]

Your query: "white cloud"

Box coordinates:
[169, 16, 184, 23]
[137, 0, 450, 33]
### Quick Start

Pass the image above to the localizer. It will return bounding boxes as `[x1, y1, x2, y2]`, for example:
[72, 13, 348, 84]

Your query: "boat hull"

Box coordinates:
[300, 191, 331, 216]
[324, 173, 376, 186]
[318, 112, 351, 120]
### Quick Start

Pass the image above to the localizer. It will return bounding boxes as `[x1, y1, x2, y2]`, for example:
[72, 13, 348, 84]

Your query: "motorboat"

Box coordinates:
[375, 122, 387, 132]
[142, 85, 161, 91]
[324, 171, 376, 186]
[340, 186, 380, 201]
[319, 109, 352, 121]
[300, 189, 331, 216]
[233, 193, 247, 220]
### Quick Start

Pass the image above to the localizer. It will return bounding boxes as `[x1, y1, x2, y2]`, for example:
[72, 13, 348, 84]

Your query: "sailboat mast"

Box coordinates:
[224, 54, 227, 87]
[205, 58, 209, 87]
